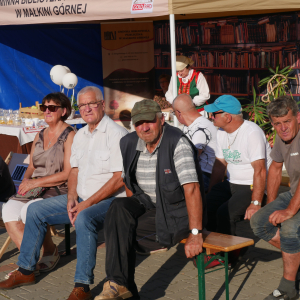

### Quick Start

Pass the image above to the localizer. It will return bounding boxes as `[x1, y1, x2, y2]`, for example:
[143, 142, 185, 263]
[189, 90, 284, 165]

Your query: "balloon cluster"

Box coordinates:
[50, 65, 78, 105]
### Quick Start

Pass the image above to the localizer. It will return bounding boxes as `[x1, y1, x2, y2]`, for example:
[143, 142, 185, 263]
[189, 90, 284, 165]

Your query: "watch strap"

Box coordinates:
[189, 229, 203, 234]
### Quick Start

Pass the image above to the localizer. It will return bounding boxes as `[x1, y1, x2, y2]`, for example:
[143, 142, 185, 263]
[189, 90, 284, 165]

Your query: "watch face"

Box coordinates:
[254, 200, 259, 205]
[191, 228, 198, 235]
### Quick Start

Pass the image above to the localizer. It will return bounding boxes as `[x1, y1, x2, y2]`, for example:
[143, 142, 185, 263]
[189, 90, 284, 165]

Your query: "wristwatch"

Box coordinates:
[251, 200, 261, 206]
[190, 229, 203, 235]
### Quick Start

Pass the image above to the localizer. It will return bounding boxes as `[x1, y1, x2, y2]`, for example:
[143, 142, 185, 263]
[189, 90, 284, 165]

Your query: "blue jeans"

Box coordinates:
[17, 194, 114, 284]
[251, 191, 300, 254]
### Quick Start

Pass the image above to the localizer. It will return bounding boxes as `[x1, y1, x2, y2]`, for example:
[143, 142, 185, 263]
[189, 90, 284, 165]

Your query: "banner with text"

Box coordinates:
[0, 0, 168, 26]
[101, 22, 155, 122]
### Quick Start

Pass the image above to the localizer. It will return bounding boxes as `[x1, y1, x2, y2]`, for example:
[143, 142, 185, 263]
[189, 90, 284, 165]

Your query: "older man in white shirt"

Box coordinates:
[0, 86, 128, 300]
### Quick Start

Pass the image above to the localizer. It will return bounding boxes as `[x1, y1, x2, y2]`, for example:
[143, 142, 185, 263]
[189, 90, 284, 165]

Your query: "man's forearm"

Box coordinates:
[287, 181, 300, 215]
[266, 165, 282, 204]
[208, 160, 226, 192]
[183, 182, 203, 230]
[252, 168, 266, 202]
[85, 172, 124, 206]
[68, 168, 78, 200]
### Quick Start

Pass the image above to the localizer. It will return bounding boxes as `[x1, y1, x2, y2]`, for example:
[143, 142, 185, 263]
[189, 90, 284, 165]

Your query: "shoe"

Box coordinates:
[67, 287, 93, 300]
[193, 255, 224, 270]
[136, 247, 168, 256]
[95, 280, 133, 300]
[0, 270, 35, 290]
[263, 289, 299, 300]
[38, 245, 60, 273]
[4, 268, 40, 280]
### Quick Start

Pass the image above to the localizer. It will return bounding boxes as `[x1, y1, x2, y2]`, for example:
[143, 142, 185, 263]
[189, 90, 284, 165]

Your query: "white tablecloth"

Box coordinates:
[0, 116, 86, 146]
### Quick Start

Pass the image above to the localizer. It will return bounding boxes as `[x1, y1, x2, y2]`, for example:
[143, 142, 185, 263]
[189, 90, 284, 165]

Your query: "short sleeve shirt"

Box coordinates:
[271, 129, 300, 196]
[70, 114, 128, 200]
[183, 116, 217, 174]
[216, 120, 272, 185]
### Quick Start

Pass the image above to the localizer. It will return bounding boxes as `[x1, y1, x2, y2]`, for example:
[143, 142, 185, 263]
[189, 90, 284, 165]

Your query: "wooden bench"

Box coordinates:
[180, 231, 254, 300]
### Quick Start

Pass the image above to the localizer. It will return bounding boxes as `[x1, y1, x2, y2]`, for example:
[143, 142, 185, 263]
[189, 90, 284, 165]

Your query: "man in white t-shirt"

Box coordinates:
[204, 95, 272, 238]
[173, 93, 217, 191]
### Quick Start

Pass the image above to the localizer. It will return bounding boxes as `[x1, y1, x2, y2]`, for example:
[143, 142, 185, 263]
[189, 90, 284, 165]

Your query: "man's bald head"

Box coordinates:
[173, 94, 196, 113]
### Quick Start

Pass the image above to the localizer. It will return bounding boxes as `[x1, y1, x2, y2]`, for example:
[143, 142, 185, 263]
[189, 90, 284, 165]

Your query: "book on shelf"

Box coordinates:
[203, 72, 248, 94]
[154, 13, 298, 47]
[155, 46, 300, 69]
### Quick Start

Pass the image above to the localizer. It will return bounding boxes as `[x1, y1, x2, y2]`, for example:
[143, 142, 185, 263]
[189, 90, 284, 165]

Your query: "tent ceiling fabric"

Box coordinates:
[0, 0, 168, 25]
[169, 0, 300, 16]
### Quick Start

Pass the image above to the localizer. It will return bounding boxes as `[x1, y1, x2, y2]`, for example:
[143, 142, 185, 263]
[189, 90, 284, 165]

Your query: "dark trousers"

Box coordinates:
[206, 181, 253, 235]
[104, 197, 152, 298]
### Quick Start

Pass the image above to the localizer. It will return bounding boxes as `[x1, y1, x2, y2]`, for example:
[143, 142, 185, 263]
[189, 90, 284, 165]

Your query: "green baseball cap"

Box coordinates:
[131, 99, 161, 124]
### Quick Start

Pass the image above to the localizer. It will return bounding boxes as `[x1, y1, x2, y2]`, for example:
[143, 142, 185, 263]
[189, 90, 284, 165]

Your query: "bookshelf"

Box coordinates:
[154, 12, 300, 102]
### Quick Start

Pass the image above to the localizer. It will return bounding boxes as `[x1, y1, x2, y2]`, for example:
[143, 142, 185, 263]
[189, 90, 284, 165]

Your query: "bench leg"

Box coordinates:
[197, 253, 206, 300]
[224, 252, 229, 300]
[65, 224, 71, 256]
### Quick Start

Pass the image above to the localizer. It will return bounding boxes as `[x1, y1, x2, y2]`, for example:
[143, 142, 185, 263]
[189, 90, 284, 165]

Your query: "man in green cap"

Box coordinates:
[95, 99, 206, 300]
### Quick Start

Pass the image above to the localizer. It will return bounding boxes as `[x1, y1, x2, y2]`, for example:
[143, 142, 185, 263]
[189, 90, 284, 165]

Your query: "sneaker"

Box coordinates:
[0, 270, 35, 290]
[95, 280, 133, 300]
[67, 287, 93, 300]
[136, 247, 168, 256]
[264, 289, 299, 300]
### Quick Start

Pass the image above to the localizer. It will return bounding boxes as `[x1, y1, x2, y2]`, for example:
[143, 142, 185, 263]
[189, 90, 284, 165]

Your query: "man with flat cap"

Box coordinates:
[204, 95, 272, 239]
[165, 55, 210, 113]
[95, 99, 206, 300]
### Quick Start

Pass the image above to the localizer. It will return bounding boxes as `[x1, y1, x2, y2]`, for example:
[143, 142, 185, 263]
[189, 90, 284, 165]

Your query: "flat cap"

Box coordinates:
[131, 99, 161, 124]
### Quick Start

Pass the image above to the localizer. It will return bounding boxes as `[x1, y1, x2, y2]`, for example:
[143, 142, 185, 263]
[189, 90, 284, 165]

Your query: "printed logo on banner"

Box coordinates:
[131, 0, 153, 14]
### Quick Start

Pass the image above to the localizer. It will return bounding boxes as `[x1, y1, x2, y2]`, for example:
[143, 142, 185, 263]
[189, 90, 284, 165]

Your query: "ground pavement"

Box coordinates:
[0, 188, 292, 300]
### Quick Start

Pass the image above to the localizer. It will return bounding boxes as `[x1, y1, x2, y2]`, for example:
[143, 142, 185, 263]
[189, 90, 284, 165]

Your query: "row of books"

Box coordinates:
[154, 47, 300, 69]
[203, 73, 248, 94]
[204, 72, 300, 96]
[154, 15, 298, 46]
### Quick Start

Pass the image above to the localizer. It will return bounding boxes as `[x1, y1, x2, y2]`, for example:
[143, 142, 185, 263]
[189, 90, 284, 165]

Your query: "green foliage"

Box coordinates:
[241, 63, 295, 144]
[69, 96, 78, 111]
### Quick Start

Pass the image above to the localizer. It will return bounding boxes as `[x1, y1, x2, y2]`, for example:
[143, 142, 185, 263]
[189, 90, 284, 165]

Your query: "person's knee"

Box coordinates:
[74, 210, 92, 232]
[250, 210, 261, 234]
[280, 219, 300, 239]
[107, 198, 127, 215]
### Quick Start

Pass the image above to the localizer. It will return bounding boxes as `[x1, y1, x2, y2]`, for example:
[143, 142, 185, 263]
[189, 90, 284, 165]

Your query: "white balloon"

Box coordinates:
[50, 65, 68, 86]
[64, 66, 71, 73]
[62, 73, 78, 89]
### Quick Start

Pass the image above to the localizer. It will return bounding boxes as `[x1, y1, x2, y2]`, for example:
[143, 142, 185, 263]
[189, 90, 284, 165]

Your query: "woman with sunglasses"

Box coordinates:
[3, 92, 75, 274]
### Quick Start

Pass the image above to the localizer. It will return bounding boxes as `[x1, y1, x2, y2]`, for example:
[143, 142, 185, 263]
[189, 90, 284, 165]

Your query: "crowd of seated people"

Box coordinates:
[0, 87, 298, 300]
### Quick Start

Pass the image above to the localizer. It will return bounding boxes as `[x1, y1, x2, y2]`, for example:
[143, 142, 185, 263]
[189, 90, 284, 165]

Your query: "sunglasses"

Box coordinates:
[40, 105, 62, 112]
[211, 111, 224, 118]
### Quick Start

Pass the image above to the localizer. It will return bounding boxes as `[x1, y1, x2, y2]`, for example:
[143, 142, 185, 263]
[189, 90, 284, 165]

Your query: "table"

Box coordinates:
[0, 116, 86, 160]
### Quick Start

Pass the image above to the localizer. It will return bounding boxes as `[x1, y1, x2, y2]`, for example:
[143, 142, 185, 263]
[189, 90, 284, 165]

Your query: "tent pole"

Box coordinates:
[169, 14, 178, 128]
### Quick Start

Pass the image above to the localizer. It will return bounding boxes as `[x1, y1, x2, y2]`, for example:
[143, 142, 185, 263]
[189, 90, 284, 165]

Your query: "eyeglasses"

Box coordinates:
[78, 101, 102, 111]
[171, 110, 181, 116]
[40, 105, 62, 112]
[211, 111, 224, 118]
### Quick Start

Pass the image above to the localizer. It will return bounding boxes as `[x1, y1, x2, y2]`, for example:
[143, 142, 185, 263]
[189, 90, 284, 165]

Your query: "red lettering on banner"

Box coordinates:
[144, 4, 152, 8]
[132, 4, 144, 10]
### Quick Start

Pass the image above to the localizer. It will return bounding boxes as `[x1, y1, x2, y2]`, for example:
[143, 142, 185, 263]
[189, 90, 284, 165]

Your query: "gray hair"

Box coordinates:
[77, 86, 103, 105]
[223, 112, 243, 120]
[267, 96, 298, 120]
